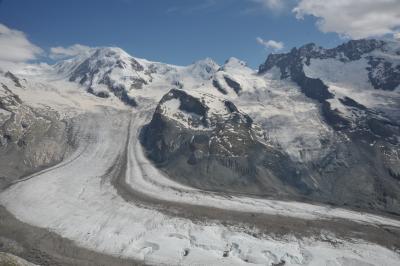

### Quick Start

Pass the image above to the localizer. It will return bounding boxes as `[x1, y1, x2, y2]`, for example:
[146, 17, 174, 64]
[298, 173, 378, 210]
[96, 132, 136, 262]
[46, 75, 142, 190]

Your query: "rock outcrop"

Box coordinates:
[0, 73, 71, 189]
[141, 89, 309, 195]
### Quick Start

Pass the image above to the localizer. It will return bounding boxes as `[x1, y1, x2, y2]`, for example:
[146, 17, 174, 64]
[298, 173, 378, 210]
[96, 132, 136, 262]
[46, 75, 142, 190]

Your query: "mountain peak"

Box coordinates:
[191, 57, 219, 68]
[297, 42, 321, 53]
[187, 57, 220, 79]
[223, 57, 247, 69]
[90, 46, 132, 59]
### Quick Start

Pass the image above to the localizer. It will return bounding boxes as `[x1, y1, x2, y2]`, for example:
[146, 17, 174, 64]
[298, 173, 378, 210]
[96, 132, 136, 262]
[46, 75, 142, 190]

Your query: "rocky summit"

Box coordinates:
[140, 88, 306, 195]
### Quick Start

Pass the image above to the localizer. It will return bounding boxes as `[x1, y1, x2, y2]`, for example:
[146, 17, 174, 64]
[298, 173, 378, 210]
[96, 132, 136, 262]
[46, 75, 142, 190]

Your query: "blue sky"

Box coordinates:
[0, 0, 398, 68]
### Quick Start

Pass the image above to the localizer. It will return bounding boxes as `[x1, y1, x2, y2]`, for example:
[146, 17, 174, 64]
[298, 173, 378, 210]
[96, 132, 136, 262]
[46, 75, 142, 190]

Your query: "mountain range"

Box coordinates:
[1, 38, 400, 265]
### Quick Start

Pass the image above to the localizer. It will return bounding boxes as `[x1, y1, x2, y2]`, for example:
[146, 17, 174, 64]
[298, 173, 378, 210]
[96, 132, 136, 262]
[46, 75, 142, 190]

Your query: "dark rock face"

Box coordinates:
[260, 40, 385, 73]
[333, 39, 385, 61]
[0, 78, 70, 189]
[259, 39, 398, 91]
[339, 97, 367, 110]
[367, 57, 400, 91]
[223, 76, 242, 95]
[212, 79, 227, 95]
[4, 72, 22, 88]
[141, 89, 311, 195]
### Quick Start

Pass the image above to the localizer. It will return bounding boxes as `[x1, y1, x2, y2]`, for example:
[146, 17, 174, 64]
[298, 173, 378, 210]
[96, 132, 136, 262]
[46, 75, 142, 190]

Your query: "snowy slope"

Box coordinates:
[261, 39, 400, 123]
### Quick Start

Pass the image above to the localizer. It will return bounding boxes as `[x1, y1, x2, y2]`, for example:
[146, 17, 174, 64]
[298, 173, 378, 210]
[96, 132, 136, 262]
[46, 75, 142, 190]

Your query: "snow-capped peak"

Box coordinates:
[91, 46, 131, 58]
[53, 46, 138, 76]
[50, 46, 148, 106]
[221, 57, 250, 72]
[187, 57, 220, 80]
[191, 57, 219, 68]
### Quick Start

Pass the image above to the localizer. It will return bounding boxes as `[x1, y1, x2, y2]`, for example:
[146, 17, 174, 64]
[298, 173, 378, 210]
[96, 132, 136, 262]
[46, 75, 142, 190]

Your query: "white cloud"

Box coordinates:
[293, 0, 400, 39]
[49, 44, 92, 59]
[0, 23, 42, 63]
[256, 37, 284, 51]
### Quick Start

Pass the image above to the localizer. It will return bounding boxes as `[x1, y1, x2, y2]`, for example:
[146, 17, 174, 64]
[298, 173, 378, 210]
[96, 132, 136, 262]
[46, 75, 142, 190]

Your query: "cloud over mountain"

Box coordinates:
[0, 23, 42, 63]
[49, 44, 92, 59]
[293, 0, 400, 39]
[256, 37, 284, 51]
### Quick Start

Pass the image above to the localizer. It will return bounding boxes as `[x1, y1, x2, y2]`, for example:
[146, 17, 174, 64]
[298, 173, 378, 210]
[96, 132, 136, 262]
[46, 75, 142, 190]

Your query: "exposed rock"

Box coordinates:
[212, 79, 227, 95]
[141, 89, 312, 196]
[367, 56, 400, 91]
[4, 72, 22, 88]
[259, 39, 397, 91]
[0, 76, 71, 189]
[223, 76, 242, 95]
